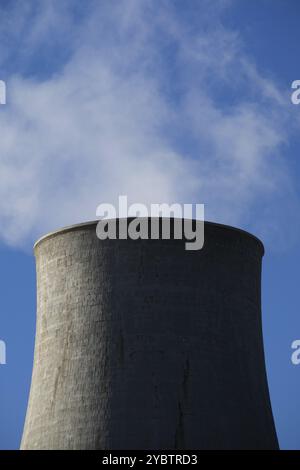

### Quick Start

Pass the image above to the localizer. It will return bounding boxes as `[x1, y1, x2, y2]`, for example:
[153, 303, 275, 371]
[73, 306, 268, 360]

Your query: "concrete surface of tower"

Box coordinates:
[21, 218, 279, 450]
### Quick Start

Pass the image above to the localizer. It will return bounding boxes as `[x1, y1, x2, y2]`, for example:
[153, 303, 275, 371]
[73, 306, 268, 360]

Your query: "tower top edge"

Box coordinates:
[33, 218, 265, 255]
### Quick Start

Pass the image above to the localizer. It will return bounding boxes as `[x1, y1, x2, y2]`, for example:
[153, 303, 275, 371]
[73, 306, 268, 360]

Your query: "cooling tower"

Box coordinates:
[21, 218, 278, 450]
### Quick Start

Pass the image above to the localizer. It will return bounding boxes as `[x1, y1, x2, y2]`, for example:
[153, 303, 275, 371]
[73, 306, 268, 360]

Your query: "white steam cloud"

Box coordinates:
[0, 0, 298, 249]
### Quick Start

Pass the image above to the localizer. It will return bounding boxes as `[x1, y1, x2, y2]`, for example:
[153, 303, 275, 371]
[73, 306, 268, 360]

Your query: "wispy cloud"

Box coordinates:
[0, 0, 297, 249]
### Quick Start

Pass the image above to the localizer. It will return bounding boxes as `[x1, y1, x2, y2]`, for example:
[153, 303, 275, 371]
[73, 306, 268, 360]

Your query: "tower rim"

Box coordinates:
[33, 218, 264, 255]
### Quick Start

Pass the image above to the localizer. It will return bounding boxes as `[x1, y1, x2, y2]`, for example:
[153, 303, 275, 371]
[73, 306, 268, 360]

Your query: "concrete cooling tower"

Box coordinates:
[21, 218, 278, 450]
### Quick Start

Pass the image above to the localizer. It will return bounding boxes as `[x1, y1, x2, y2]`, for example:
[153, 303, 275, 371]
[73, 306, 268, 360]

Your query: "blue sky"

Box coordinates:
[0, 0, 299, 449]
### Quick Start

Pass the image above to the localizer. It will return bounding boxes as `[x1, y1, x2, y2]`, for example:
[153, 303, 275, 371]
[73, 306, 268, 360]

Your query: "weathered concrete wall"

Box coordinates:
[21, 219, 278, 449]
